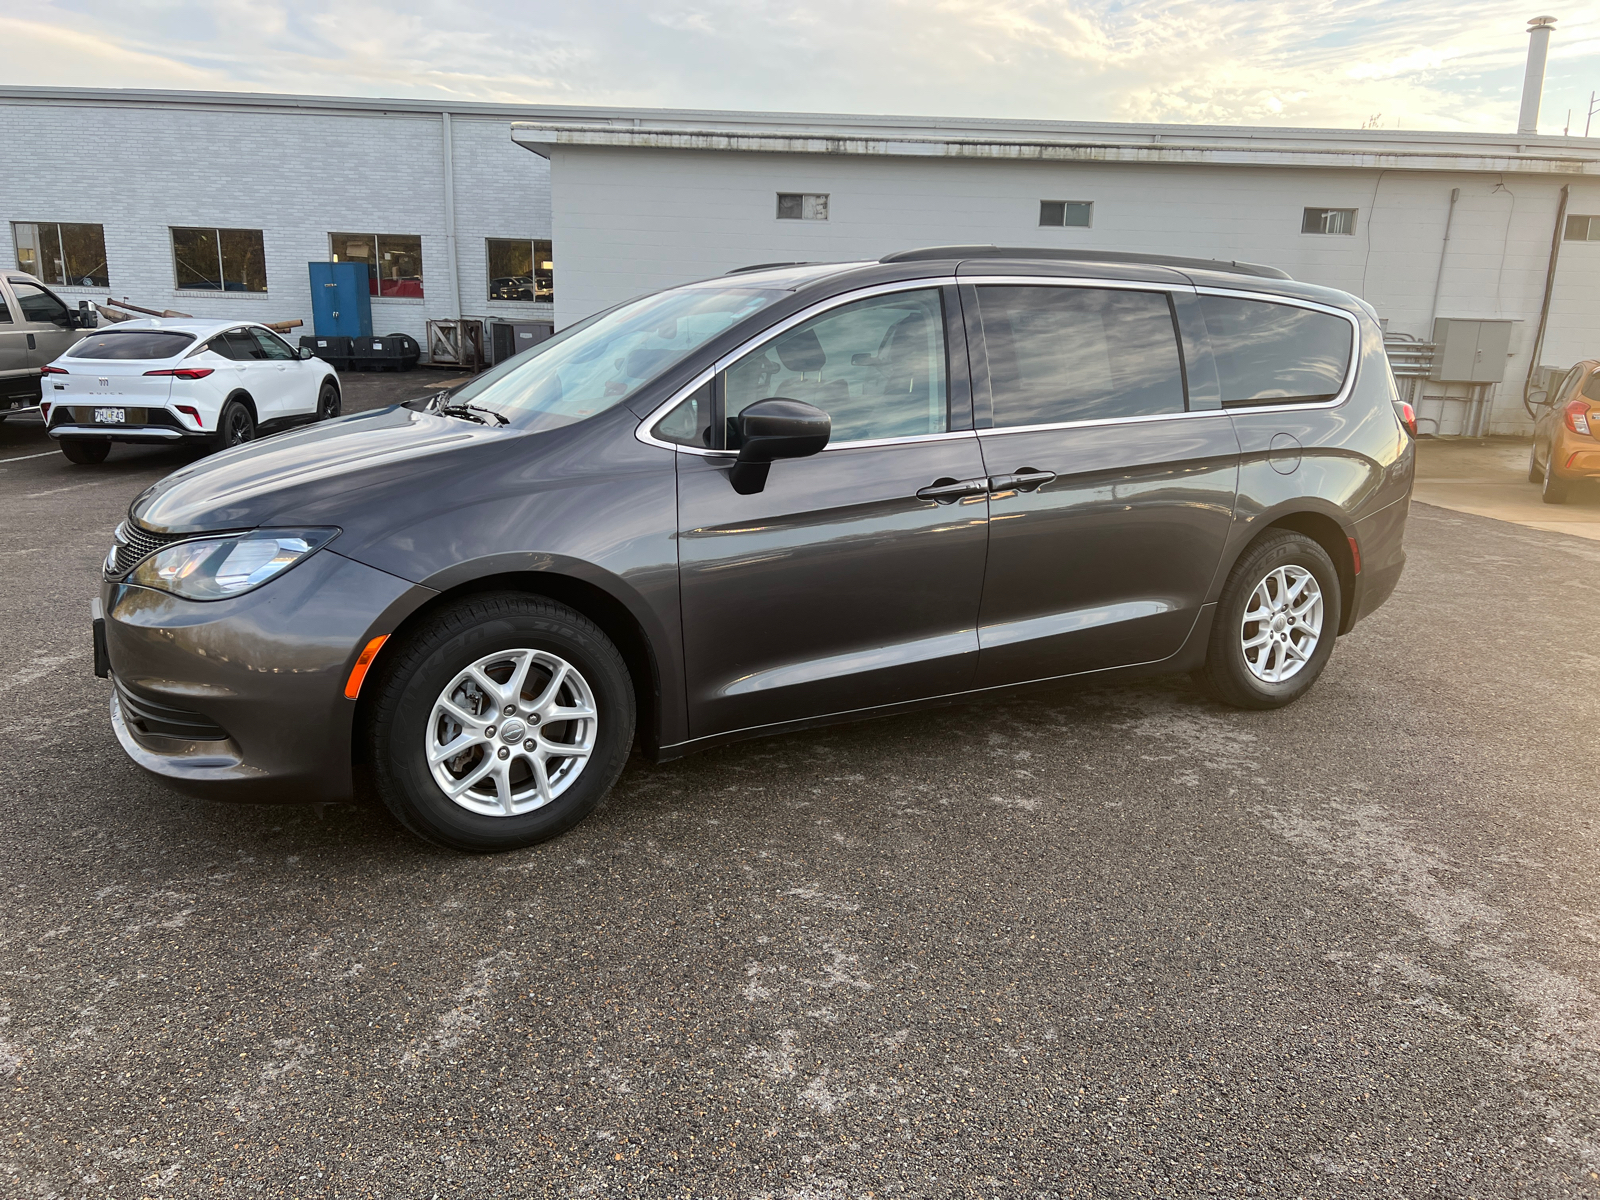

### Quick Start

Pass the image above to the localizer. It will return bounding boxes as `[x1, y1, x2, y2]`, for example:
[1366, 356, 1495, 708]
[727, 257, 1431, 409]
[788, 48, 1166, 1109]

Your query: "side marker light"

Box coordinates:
[344, 634, 389, 699]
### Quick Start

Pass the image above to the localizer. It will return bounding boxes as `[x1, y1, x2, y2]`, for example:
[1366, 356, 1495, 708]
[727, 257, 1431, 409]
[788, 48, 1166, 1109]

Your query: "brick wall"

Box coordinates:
[0, 99, 554, 355]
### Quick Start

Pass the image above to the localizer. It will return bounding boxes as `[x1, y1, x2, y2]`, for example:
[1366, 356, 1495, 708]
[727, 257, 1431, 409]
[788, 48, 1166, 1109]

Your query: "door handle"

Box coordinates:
[990, 469, 1056, 493]
[916, 477, 990, 504]
[26, 334, 35, 350]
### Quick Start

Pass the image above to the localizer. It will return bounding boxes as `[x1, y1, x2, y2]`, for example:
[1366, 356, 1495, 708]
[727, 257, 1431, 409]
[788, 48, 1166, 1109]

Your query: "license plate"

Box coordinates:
[93, 407, 126, 424]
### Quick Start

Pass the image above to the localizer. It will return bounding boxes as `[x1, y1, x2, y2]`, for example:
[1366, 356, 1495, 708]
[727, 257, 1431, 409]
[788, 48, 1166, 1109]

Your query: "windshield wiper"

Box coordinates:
[436, 400, 509, 426]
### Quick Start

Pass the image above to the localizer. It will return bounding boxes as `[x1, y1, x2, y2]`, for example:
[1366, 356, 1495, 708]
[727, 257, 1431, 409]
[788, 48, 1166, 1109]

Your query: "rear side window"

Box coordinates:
[222, 329, 265, 360]
[1201, 296, 1353, 407]
[1582, 372, 1600, 404]
[68, 330, 197, 360]
[977, 285, 1185, 427]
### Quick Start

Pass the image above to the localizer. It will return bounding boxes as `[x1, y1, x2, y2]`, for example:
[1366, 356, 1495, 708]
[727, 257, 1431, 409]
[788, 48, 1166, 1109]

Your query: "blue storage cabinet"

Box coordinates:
[308, 261, 373, 338]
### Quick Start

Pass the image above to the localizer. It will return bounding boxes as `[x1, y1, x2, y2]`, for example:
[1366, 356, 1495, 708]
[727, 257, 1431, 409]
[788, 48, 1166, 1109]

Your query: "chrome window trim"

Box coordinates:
[635, 276, 960, 456]
[976, 408, 1231, 439]
[634, 274, 1363, 453]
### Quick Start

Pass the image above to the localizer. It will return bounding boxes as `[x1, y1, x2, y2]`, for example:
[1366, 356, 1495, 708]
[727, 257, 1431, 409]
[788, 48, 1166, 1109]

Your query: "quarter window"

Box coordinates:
[486, 239, 553, 304]
[776, 193, 829, 221]
[976, 286, 1185, 427]
[1039, 200, 1092, 228]
[722, 289, 948, 444]
[1200, 296, 1352, 407]
[12, 222, 109, 287]
[329, 232, 424, 297]
[171, 228, 267, 292]
[1302, 207, 1357, 235]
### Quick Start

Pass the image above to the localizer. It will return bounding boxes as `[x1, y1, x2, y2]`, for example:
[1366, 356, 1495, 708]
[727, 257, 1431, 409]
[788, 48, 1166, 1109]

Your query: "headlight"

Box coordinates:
[128, 528, 339, 601]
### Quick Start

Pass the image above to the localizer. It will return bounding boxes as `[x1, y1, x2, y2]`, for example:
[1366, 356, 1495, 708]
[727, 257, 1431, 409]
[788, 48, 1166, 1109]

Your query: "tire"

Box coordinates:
[214, 399, 256, 451]
[1541, 452, 1572, 504]
[317, 381, 341, 421]
[366, 593, 635, 852]
[1196, 531, 1342, 710]
[58, 437, 111, 465]
[1529, 443, 1544, 484]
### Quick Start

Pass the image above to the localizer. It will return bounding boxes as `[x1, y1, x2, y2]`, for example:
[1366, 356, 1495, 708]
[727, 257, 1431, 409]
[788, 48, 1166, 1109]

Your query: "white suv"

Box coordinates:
[42, 319, 342, 464]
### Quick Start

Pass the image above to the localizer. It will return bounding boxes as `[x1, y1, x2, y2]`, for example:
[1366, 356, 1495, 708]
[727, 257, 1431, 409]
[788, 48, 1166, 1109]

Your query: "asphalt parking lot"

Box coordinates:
[2, 391, 1598, 1198]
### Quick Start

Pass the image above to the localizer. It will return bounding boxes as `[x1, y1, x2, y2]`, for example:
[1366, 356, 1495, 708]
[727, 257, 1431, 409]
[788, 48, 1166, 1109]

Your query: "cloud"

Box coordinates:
[5, 0, 1600, 133]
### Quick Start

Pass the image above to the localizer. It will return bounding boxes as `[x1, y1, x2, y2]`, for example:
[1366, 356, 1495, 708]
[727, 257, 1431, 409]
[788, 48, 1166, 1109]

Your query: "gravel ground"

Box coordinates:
[1, 388, 1598, 1198]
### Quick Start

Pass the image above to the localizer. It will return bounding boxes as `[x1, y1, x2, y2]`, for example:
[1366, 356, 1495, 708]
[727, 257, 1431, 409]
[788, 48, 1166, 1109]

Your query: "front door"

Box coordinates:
[671, 285, 991, 741]
[0, 281, 32, 406]
[10, 279, 80, 370]
[965, 281, 1239, 685]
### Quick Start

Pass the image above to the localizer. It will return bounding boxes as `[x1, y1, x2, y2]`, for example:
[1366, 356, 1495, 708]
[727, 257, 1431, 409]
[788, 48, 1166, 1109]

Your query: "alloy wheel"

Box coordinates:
[425, 648, 598, 817]
[226, 406, 254, 445]
[1240, 564, 1323, 683]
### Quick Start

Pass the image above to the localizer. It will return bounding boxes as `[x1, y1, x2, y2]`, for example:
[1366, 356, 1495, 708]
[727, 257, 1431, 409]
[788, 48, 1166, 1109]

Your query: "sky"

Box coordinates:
[6, 0, 1600, 134]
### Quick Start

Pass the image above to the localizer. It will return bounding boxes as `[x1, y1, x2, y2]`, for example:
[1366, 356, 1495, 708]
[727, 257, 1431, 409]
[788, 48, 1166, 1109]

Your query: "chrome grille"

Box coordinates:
[106, 520, 183, 576]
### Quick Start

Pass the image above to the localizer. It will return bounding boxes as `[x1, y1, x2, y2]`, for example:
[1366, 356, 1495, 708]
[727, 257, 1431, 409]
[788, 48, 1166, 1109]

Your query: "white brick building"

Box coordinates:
[513, 114, 1600, 436]
[5, 87, 1600, 434]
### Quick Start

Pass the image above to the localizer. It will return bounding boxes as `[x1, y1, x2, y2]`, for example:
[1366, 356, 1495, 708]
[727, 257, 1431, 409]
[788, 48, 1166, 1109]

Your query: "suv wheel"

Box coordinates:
[366, 594, 635, 852]
[317, 381, 341, 421]
[215, 399, 256, 450]
[1197, 531, 1341, 710]
[59, 437, 111, 465]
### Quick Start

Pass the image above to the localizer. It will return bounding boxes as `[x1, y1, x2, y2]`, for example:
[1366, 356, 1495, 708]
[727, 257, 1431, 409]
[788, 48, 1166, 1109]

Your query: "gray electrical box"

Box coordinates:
[1430, 318, 1514, 383]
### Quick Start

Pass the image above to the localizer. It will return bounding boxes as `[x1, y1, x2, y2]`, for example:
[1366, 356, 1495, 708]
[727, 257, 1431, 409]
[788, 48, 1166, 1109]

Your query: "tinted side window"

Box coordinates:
[1582, 371, 1600, 404]
[223, 329, 264, 360]
[723, 289, 948, 444]
[1201, 296, 1352, 407]
[250, 327, 296, 360]
[0, 293, 10, 323]
[976, 286, 1185, 427]
[10, 281, 70, 326]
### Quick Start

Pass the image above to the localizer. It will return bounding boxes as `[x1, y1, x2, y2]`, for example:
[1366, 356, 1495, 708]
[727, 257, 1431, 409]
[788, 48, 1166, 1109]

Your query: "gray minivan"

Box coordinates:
[0, 272, 95, 416]
[98, 247, 1414, 852]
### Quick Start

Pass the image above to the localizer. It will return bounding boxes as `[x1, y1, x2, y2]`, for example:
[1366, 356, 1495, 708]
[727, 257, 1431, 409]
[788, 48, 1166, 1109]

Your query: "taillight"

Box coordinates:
[1398, 401, 1417, 437]
[40, 365, 67, 375]
[175, 405, 203, 428]
[1564, 400, 1592, 436]
[144, 368, 215, 380]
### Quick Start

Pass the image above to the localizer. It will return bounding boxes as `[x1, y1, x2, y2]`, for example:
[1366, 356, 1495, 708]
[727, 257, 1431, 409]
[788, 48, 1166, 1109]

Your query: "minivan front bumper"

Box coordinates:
[100, 548, 431, 804]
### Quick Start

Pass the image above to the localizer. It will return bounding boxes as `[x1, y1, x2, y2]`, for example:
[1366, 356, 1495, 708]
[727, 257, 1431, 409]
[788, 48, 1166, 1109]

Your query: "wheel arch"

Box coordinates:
[358, 566, 668, 759]
[1259, 509, 1358, 634]
[221, 389, 258, 422]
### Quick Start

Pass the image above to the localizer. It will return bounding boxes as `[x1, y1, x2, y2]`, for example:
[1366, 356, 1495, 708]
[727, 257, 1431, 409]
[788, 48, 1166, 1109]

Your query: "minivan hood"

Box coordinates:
[132, 406, 507, 533]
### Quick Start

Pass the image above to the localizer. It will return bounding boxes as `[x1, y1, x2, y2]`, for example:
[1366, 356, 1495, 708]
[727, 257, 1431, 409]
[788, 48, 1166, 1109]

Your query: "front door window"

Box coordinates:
[722, 289, 948, 444]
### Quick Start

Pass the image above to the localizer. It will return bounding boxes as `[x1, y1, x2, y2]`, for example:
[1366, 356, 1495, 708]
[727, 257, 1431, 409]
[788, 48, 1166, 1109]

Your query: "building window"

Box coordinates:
[777, 193, 829, 221]
[12, 222, 109, 287]
[330, 233, 424, 297]
[171, 227, 267, 292]
[1039, 200, 1092, 228]
[1302, 207, 1357, 235]
[486, 238, 553, 303]
[1564, 215, 1600, 240]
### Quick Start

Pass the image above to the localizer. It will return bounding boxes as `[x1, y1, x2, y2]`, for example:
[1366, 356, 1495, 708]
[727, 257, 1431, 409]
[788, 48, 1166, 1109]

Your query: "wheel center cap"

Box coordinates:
[1271, 614, 1288, 633]
[499, 719, 527, 744]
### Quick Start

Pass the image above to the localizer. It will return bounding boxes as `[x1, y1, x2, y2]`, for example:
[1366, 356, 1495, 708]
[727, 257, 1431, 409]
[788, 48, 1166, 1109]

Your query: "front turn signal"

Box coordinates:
[344, 635, 389, 699]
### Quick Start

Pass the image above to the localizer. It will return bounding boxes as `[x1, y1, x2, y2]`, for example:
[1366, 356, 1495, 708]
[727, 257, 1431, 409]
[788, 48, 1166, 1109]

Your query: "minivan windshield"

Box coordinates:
[440, 284, 788, 431]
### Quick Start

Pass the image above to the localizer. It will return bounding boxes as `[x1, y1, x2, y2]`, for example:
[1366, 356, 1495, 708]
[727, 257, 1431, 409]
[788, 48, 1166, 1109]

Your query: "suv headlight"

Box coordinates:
[128, 528, 339, 601]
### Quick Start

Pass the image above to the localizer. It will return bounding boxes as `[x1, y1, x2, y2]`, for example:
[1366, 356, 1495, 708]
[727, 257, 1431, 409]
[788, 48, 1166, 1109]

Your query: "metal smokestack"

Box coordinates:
[1519, 16, 1557, 135]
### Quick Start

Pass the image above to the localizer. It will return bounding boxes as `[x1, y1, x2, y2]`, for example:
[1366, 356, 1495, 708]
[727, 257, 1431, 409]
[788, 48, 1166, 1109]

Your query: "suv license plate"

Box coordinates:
[93, 407, 126, 424]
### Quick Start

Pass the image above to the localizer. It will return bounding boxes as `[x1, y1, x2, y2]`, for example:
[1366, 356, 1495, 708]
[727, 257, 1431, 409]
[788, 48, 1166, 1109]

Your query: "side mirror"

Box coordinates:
[298, 346, 315, 360]
[75, 301, 98, 329]
[728, 397, 830, 495]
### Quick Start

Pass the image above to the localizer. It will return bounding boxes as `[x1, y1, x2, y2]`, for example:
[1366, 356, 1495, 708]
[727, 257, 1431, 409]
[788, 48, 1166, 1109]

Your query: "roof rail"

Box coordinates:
[726, 261, 814, 275]
[879, 245, 1292, 280]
